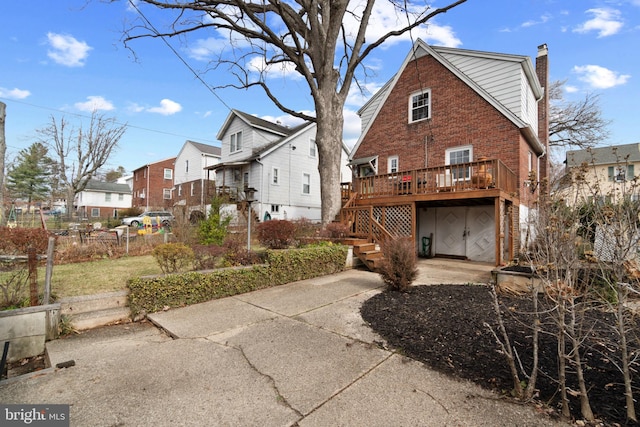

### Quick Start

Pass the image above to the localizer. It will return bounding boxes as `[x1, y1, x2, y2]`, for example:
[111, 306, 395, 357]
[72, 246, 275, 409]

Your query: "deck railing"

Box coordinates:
[348, 159, 517, 199]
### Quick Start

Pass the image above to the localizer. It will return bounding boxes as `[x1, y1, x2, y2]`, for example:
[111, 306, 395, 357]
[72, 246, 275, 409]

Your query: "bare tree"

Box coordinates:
[122, 0, 468, 224]
[0, 102, 6, 225]
[38, 112, 127, 219]
[549, 80, 611, 152]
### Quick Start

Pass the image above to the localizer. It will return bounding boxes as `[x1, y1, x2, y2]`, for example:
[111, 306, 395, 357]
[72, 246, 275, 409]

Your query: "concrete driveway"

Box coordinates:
[0, 259, 564, 426]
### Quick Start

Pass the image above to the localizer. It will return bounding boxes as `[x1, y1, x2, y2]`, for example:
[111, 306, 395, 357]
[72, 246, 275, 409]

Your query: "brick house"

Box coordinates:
[342, 40, 550, 266]
[173, 140, 221, 219]
[131, 157, 176, 211]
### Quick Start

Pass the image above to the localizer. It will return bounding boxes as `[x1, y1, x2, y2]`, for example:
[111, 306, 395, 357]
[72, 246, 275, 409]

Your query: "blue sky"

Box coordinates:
[1, 0, 638, 174]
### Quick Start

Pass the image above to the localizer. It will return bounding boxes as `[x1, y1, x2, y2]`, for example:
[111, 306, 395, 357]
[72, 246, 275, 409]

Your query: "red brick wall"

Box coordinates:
[173, 179, 216, 210]
[132, 158, 175, 210]
[354, 54, 541, 207]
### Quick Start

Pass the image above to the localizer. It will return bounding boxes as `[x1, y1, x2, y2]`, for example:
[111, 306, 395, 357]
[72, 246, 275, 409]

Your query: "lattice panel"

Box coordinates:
[355, 209, 370, 235]
[380, 205, 412, 237]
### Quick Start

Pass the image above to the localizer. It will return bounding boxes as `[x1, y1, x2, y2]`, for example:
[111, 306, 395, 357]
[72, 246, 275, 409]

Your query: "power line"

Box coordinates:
[0, 96, 220, 145]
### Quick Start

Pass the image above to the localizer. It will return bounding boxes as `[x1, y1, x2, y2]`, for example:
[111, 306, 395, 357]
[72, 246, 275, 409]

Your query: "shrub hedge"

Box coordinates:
[128, 243, 348, 317]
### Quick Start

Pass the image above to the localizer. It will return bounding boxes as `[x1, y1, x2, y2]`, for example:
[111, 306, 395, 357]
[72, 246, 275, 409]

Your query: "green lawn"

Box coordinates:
[42, 255, 163, 298]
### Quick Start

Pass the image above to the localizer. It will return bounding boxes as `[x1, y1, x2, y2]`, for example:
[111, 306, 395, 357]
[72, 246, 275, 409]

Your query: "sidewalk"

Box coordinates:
[0, 260, 564, 426]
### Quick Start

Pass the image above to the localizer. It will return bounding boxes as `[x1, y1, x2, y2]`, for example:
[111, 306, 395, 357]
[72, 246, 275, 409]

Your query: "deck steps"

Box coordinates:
[348, 239, 384, 271]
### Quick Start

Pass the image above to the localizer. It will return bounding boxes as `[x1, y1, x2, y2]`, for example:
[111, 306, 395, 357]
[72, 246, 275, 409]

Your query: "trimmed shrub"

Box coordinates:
[128, 244, 348, 317]
[256, 220, 296, 249]
[151, 243, 195, 274]
[221, 235, 263, 266]
[377, 237, 418, 292]
[320, 222, 349, 241]
[192, 244, 226, 270]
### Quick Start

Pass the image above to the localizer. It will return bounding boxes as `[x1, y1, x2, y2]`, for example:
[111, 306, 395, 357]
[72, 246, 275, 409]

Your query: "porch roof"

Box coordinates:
[347, 156, 377, 166]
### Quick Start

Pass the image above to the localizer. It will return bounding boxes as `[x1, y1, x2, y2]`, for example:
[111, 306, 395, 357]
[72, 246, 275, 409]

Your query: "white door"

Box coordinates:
[466, 206, 495, 263]
[435, 207, 466, 257]
[435, 206, 495, 262]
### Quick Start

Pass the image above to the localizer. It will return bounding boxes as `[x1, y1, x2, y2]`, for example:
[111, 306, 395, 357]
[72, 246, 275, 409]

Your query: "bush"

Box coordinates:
[192, 244, 226, 270]
[198, 195, 232, 245]
[128, 244, 348, 316]
[320, 222, 349, 241]
[152, 243, 195, 274]
[221, 235, 263, 266]
[256, 220, 297, 249]
[377, 237, 418, 292]
[0, 227, 52, 255]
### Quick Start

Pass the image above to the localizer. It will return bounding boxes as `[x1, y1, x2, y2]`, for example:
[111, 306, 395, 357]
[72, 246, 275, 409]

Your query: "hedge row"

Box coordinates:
[128, 244, 348, 317]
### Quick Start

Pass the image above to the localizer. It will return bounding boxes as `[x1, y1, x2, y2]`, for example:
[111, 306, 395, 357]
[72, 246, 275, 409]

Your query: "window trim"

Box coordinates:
[445, 145, 473, 181]
[309, 138, 317, 158]
[272, 167, 280, 185]
[230, 131, 243, 153]
[408, 89, 431, 123]
[164, 168, 173, 180]
[163, 188, 172, 200]
[388, 155, 399, 173]
[302, 173, 311, 195]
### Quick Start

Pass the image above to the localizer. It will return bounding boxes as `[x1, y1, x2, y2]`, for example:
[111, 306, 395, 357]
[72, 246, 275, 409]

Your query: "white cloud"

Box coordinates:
[147, 99, 182, 115]
[46, 32, 92, 67]
[187, 37, 230, 61]
[247, 56, 301, 79]
[74, 96, 115, 112]
[521, 14, 551, 28]
[346, 82, 384, 107]
[0, 87, 30, 99]
[343, 108, 361, 149]
[573, 8, 623, 37]
[564, 85, 579, 93]
[127, 102, 145, 113]
[573, 65, 630, 89]
[356, 2, 462, 48]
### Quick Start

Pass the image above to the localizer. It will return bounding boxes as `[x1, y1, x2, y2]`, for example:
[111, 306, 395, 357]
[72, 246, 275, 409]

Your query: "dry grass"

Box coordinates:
[43, 255, 162, 298]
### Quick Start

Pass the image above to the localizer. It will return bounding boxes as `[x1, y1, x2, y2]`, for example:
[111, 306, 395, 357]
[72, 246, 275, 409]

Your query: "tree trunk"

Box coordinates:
[558, 299, 570, 419]
[0, 102, 5, 226]
[617, 285, 637, 422]
[315, 87, 346, 225]
[66, 186, 75, 221]
[569, 300, 594, 422]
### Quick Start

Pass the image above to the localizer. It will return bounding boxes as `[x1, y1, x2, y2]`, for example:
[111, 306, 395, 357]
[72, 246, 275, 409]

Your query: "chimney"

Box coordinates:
[536, 43, 549, 190]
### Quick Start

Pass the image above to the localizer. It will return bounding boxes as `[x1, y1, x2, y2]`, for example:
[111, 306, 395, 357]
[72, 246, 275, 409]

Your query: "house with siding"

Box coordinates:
[75, 180, 132, 219]
[208, 109, 351, 223]
[342, 40, 549, 266]
[173, 140, 221, 219]
[131, 157, 176, 211]
[561, 143, 640, 205]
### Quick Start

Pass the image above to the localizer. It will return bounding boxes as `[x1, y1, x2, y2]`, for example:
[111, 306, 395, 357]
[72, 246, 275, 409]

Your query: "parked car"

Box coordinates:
[121, 211, 174, 227]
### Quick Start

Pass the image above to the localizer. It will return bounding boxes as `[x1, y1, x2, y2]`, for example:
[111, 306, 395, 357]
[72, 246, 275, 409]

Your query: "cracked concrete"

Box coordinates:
[0, 260, 567, 426]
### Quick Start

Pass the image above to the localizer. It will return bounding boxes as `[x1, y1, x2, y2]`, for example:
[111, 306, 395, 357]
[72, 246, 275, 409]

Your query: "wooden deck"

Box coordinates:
[344, 159, 518, 204]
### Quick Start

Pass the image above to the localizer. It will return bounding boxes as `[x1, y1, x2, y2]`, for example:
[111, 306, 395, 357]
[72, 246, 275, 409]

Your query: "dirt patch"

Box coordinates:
[361, 284, 640, 426]
[3, 354, 47, 379]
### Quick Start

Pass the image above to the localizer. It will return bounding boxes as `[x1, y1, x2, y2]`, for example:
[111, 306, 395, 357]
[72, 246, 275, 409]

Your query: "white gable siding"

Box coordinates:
[520, 73, 539, 134]
[359, 85, 389, 133]
[221, 117, 282, 161]
[174, 143, 201, 185]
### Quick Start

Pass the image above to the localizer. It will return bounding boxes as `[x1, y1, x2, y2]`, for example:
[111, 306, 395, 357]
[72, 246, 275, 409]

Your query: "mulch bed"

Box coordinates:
[361, 284, 640, 426]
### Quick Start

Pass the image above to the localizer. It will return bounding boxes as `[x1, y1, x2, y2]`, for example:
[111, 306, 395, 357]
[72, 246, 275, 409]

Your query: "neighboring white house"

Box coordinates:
[173, 140, 222, 218]
[208, 109, 351, 222]
[75, 179, 133, 219]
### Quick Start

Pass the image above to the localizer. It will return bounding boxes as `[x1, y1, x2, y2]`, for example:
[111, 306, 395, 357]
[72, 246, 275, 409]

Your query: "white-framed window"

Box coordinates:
[105, 193, 112, 202]
[528, 151, 533, 172]
[302, 173, 311, 194]
[388, 156, 399, 173]
[178, 185, 182, 197]
[190, 182, 195, 196]
[118, 193, 124, 201]
[164, 168, 173, 180]
[185, 160, 189, 173]
[91, 208, 100, 217]
[409, 89, 431, 123]
[271, 204, 280, 213]
[272, 167, 279, 185]
[445, 145, 472, 181]
[230, 131, 243, 153]
[609, 165, 634, 182]
[163, 188, 172, 199]
[309, 139, 317, 158]
[243, 172, 249, 188]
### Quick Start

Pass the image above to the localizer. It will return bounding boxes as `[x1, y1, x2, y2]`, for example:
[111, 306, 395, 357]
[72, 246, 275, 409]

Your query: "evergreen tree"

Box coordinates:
[6, 143, 54, 210]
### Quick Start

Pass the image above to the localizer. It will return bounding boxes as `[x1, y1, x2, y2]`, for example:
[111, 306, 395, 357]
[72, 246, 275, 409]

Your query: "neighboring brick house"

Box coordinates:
[208, 109, 351, 222]
[131, 157, 176, 211]
[561, 143, 640, 205]
[75, 180, 132, 219]
[343, 40, 549, 265]
[172, 140, 221, 219]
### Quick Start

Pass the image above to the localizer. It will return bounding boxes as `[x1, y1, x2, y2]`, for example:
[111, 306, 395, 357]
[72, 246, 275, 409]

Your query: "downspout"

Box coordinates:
[201, 154, 205, 212]
[146, 165, 150, 211]
[256, 158, 264, 221]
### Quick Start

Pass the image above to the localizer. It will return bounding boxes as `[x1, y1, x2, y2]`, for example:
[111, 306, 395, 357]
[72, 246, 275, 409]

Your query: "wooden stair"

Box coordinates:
[343, 237, 384, 271]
